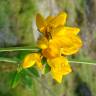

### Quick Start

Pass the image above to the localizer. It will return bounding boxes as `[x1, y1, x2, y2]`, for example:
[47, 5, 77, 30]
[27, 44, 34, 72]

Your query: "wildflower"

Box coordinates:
[22, 12, 82, 83]
[22, 53, 43, 70]
[36, 12, 67, 33]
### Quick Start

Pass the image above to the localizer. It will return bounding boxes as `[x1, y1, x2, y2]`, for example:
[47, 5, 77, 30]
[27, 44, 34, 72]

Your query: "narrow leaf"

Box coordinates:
[28, 67, 40, 77]
[21, 69, 33, 88]
[11, 71, 21, 88]
[41, 57, 47, 65]
[43, 64, 51, 74]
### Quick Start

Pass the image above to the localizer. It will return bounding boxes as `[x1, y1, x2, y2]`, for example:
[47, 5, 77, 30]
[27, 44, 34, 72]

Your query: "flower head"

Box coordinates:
[22, 12, 82, 83]
[36, 12, 67, 33]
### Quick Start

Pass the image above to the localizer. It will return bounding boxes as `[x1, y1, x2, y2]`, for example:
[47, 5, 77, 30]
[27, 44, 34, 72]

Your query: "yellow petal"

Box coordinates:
[42, 45, 59, 59]
[22, 53, 42, 69]
[63, 27, 80, 35]
[51, 27, 82, 55]
[60, 35, 82, 55]
[42, 39, 60, 59]
[45, 16, 54, 24]
[49, 12, 67, 28]
[53, 36, 82, 55]
[48, 56, 72, 83]
[37, 36, 48, 49]
[36, 61, 43, 70]
[51, 70, 63, 83]
[52, 26, 80, 37]
[36, 13, 46, 32]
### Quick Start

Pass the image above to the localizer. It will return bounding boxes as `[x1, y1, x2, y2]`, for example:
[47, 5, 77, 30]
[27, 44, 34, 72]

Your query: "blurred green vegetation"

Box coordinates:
[0, 0, 96, 96]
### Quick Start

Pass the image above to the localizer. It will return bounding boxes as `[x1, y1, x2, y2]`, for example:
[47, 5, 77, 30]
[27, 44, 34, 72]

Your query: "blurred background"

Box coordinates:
[0, 0, 96, 96]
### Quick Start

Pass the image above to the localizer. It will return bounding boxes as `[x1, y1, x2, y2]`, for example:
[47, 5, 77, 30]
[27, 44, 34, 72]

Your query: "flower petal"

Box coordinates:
[41, 39, 60, 59]
[52, 26, 80, 37]
[63, 27, 80, 35]
[42, 45, 59, 59]
[60, 35, 82, 55]
[46, 16, 54, 24]
[37, 36, 48, 49]
[22, 53, 42, 69]
[48, 56, 72, 83]
[36, 13, 46, 32]
[49, 12, 67, 28]
[51, 27, 82, 55]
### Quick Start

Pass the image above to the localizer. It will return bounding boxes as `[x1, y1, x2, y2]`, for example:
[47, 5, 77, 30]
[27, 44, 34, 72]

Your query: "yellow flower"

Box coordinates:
[22, 12, 82, 83]
[51, 27, 82, 55]
[22, 53, 43, 70]
[47, 56, 71, 83]
[36, 12, 67, 33]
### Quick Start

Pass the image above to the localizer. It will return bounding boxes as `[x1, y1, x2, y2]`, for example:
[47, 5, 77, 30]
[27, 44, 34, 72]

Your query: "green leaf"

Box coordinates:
[11, 71, 21, 88]
[21, 69, 33, 88]
[43, 64, 51, 74]
[28, 67, 40, 77]
[23, 75, 33, 88]
[41, 57, 47, 65]
[41, 57, 51, 74]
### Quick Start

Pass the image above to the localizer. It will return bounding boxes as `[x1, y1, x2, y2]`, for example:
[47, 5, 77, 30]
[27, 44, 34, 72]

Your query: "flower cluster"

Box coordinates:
[22, 12, 82, 83]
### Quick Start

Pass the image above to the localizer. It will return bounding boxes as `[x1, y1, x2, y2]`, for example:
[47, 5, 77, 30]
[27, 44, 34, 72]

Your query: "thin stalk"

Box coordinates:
[0, 57, 18, 63]
[69, 60, 96, 65]
[0, 47, 41, 52]
[0, 57, 96, 65]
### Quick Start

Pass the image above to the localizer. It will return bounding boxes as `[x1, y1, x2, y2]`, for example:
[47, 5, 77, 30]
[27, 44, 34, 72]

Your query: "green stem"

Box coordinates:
[0, 57, 18, 63]
[0, 57, 96, 65]
[69, 60, 96, 65]
[0, 47, 41, 52]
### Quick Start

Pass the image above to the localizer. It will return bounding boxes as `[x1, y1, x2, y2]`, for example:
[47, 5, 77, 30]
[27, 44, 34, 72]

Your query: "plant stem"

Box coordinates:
[0, 47, 41, 52]
[69, 60, 96, 65]
[0, 57, 18, 63]
[0, 57, 96, 65]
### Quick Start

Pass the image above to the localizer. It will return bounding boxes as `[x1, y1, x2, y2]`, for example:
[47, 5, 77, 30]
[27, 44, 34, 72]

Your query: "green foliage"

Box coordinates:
[28, 67, 40, 77]
[21, 69, 33, 88]
[43, 64, 51, 74]
[41, 57, 51, 74]
[10, 66, 40, 88]
[41, 57, 47, 65]
[11, 70, 21, 88]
